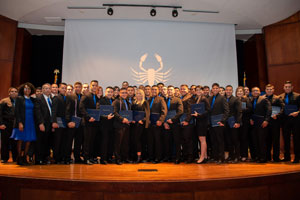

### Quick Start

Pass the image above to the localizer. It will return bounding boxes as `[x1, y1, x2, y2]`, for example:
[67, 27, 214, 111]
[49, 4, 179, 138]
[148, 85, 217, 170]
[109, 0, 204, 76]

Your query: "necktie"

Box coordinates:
[93, 94, 96, 107]
[123, 100, 128, 111]
[253, 98, 257, 109]
[129, 98, 132, 104]
[109, 99, 112, 105]
[78, 94, 81, 101]
[227, 98, 229, 102]
[47, 97, 52, 107]
[285, 94, 289, 105]
[150, 97, 155, 109]
[63, 96, 66, 101]
[211, 96, 216, 109]
[11, 99, 15, 107]
[75, 99, 77, 117]
[167, 98, 171, 110]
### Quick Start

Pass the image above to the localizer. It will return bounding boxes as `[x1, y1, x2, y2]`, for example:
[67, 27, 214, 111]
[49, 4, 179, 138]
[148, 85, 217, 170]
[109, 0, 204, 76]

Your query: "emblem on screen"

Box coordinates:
[131, 53, 172, 86]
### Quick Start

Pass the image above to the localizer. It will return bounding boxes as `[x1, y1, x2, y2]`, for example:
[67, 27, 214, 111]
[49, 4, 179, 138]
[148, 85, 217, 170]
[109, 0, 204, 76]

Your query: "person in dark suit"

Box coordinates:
[131, 89, 150, 163]
[163, 85, 183, 164]
[250, 87, 272, 163]
[147, 85, 167, 163]
[191, 86, 210, 164]
[224, 85, 242, 163]
[112, 87, 132, 165]
[98, 87, 115, 164]
[51, 83, 68, 164]
[236, 86, 252, 162]
[264, 84, 285, 162]
[65, 82, 84, 163]
[279, 81, 300, 163]
[209, 83, 229, 164]
[0, 87, 18, 163]
[79, 80, 100, 165]
[34, 83, 53, 165]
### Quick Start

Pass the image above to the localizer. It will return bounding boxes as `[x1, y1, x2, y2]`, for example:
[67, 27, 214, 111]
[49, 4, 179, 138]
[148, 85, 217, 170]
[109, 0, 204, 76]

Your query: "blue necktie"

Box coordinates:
[123, 100, 128, 111]
[285, 94, 289, 105]
[109, 99, 112, 105]
[129, 98, 132, 104]
[63, 96, 66, 101]
[78, 94, 81, 101]
[47, 97, 52, 108]
[150, 97, 155, 109]
[227, 98, 229, 102]
[211, 96, 216, 109]
[167, 98, 171, 110]
[93, 94, 96, 107]
[253, 98, 257, 109]
[12, 99, 15, 107]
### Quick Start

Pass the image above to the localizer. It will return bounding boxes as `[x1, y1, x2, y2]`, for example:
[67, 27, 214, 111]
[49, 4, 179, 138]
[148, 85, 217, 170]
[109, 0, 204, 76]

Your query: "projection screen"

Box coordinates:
[62, 19, 238, 89]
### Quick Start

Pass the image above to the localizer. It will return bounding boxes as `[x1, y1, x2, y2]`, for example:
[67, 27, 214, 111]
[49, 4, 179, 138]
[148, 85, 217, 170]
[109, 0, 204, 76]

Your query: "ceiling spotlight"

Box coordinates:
[107, 7, 113, 16]
[172, 9, 178, 17]
[150, 8, 156, 17]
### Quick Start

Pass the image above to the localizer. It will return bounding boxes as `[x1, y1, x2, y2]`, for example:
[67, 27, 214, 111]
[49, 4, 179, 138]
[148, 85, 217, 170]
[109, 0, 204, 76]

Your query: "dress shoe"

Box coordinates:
[100, 159, 108, 165]
[197, 158, 207, 164]
[115, 160, 122, 165]
[185, 158, 193, 164]
[256, 159, 267, 163]
[230, 158, 239, 164]
[152, 160, 160, 164]
[174, 160, 180, 164]
[1, 160, 8, 163]
[292, 159, 300, 164]
[90, 158, 98, 164]
[35, 160, 46, 165]
[84, 160, 93, 165]
[123, 159, 133, 164]
[216, 160, 223, 164]
[282, 158, 291, 162]
[74, 159, 84, 164]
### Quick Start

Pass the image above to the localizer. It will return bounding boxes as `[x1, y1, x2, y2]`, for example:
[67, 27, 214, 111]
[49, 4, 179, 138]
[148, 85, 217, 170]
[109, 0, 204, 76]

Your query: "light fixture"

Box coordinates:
[150, 8, 156, 17]
[107, 7, 113, 15]
[172, 9, 178, 17]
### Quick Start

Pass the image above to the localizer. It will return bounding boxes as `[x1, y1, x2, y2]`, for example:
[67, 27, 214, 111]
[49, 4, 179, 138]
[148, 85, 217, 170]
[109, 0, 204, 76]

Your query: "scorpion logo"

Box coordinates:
[131, 53, 172, 86]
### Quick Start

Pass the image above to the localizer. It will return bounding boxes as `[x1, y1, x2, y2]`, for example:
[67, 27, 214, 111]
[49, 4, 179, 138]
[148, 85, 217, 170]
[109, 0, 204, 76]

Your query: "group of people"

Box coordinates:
[0, 80, 299, 166]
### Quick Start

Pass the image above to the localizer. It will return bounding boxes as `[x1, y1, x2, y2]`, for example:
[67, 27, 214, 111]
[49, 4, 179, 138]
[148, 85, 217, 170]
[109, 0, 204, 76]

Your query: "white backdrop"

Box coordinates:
[62, 19, 238, 89]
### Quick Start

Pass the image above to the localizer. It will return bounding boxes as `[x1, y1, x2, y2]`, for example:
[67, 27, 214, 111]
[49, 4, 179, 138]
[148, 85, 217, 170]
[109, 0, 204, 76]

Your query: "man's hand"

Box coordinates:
[39, 124, 45, 132]
[138, 120, 144, 125]
[261, 121, 268, 128]
[289, 111, 299, 118]
[0, 124, 6, 130]
[250, 119, 254, 126]
[107, 113, 114, 120]
[233, 123, 240, 128]
[167, 119, 173, 124]
[164, 122, 170, 130]
[68, 122, 76, 128]
[122, 118, 130, 124]
[217, 122, 225, 126]
[89, 117, 95, 122]
[271, 115, 277, 120]
[52, 123, 59, 129]
[181, 121, 189, 126]
[19, 123, 24, 132]
[156, 120, 162, 126]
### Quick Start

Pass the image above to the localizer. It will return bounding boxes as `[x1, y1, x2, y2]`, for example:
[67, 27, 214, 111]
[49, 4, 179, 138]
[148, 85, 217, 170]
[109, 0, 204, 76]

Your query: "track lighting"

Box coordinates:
[150, 8, 156, 17]
[107, 7, 113, 16]
[172, 9, 178, 17]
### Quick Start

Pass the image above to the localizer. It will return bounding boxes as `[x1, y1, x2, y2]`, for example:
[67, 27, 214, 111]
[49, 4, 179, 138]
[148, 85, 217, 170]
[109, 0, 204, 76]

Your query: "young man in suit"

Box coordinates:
[147, 85, 167, 163]
[127, 86, 135, 104]
[264, 84, 285, 162]
[279, 81, 300, 163]
[250, 87, 272, 163]
[224, 85, 242, 163]
[35, 83, 53, 165]
[79, 80, 100, 165]
[0, 87, 18, 163]
[209, 83, 229, 164]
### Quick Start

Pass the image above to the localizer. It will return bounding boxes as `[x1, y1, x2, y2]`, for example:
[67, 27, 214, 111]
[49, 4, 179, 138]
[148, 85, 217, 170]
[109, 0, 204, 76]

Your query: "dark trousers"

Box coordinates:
[114, 126, 130, 161]
[266, 119, 280, 161]
[240, 120, 250, 158]
[132, 123, 144, 154]
[35, 129, 51, 162]
[66, 125, 84, 161]
[53, 128, 68, 162]
[1, 125, 17, 161]
[100, 124, 113, 161]
[83, 125, 97, 160]
[162, 128, 172, 160]
[170, 123, 181, 160]
[141, 128, 149, 160]
[210, 126, 225, 161]
[282, 116, 300, 160]
[93, 123, 101, 158]
[181, 124, 193, 160]
[147, 125, 163, 161]
[226, 126, 240, 160]
[251, 125, 268, 161]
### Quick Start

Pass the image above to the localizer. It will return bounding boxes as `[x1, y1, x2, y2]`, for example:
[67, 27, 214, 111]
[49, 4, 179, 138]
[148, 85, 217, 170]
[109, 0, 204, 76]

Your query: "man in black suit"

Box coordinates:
[163, 85, 183, 164]
[35, 83, 53, 165]
[147, 85, 167, 163]
[209, 83, 229, 164]
[51, 83, 67, 164]
[65, 82, 84, 163]
[79, 80, 99, 165]
[264, 84, 284, 162]
[0, 87, 18, 163]
[224, 85, 242, 163]
[250, 87, 272, 163]
[112, 88, 131, 165]
[279, 81, 300, 163]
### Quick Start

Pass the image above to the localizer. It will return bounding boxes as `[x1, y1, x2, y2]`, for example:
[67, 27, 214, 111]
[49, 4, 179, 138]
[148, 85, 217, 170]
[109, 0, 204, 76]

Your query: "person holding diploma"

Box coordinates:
[224, 85, 242, 163]
[279, 81, 300, 163]
[191, 86, 210, 164]
[131, 89, 150, 163]
[208, 83, 229, 164]
[163, 86, 183, 164]
[263, 84, 284, 162]
[235, 86, 252, 162]
[79, 80, 100, 165]
[250, 87, 272, 163]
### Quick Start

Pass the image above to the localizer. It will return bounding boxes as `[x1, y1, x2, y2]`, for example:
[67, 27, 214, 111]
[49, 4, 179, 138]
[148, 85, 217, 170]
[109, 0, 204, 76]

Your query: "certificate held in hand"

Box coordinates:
[251, 114, 264, 127]
[284, 105, 298, 115]
[99, 105, 114, 116]
[57, 117, 66, 128]
[210, 114, 223, 127]
[191, 103, 205, 114]
[133, 111, 145, 122]
[165, 110, 176, 121]
[180, 113, 194, 124]
[87, 109, 101, 121]
[227, 116, 236, 128]
[71, 116, 82, 128]
[271, 106, 281, 116]
[120, 110, 133, 121]
[150, 113, 160, 125]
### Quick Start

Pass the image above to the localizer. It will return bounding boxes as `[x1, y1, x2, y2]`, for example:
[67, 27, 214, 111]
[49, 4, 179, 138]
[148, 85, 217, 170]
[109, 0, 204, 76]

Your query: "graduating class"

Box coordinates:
[1, 80, 300, 166]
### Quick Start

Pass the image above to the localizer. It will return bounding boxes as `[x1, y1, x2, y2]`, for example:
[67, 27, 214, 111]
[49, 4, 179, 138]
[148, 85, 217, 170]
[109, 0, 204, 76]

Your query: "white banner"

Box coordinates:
[62, 19, 238, 89]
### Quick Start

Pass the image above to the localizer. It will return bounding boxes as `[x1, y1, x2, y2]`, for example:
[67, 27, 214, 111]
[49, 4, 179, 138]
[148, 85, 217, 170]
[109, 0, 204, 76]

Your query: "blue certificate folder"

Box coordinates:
[99, 105, 114, 116]
[57, 117, 66, 128]
[227, 116, 236, 128]
[242, 102, 246, 109]
[191, 103, 205, 114]
[284, 105, 298, 115]
[119, 110, 133, 121]
[87, 109, 101, 121]
[133, 111, 145, 122]
[271, 106, 281, 116]
[150, 113, 160, 124]
[210, 114, 223, 127]
[180, 113, 194, 124]
[165, 110, 176, 121]
[251, 114, 264, 127]
[71, 116, 81, 128]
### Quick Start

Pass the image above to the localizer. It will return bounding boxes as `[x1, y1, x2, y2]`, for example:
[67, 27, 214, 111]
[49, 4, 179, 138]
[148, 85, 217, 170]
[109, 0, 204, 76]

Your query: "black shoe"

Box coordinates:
[174, 160, 180, 164]
[84, 160, 93, 165]
[152, 159, 160, 164]
[123, 159, 133, 164]
[135, 157, 142, 164]
[185, 158, 193, 164]
[230, 158, 239, 164]
[256, 159, 267, 163]
[115, 160, 122, 165]
[35, 160, 46, 165]
[1, 160, 8, 163]
[282, 158, 291, 162]
[90, 158, 98, 164]
[100, 159, 108, 165]
[75, 159, 84, 164]
[292, 159, 300, 164]
[216, 160, 223, 164]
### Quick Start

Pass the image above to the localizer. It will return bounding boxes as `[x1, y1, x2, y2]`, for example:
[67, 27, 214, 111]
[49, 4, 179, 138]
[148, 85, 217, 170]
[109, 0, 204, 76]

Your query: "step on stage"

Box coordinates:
[0, 162, 300, 200]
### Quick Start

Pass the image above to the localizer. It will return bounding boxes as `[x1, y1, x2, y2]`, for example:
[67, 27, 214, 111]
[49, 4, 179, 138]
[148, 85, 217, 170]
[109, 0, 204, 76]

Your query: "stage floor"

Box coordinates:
[1, 161, 300, 182]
